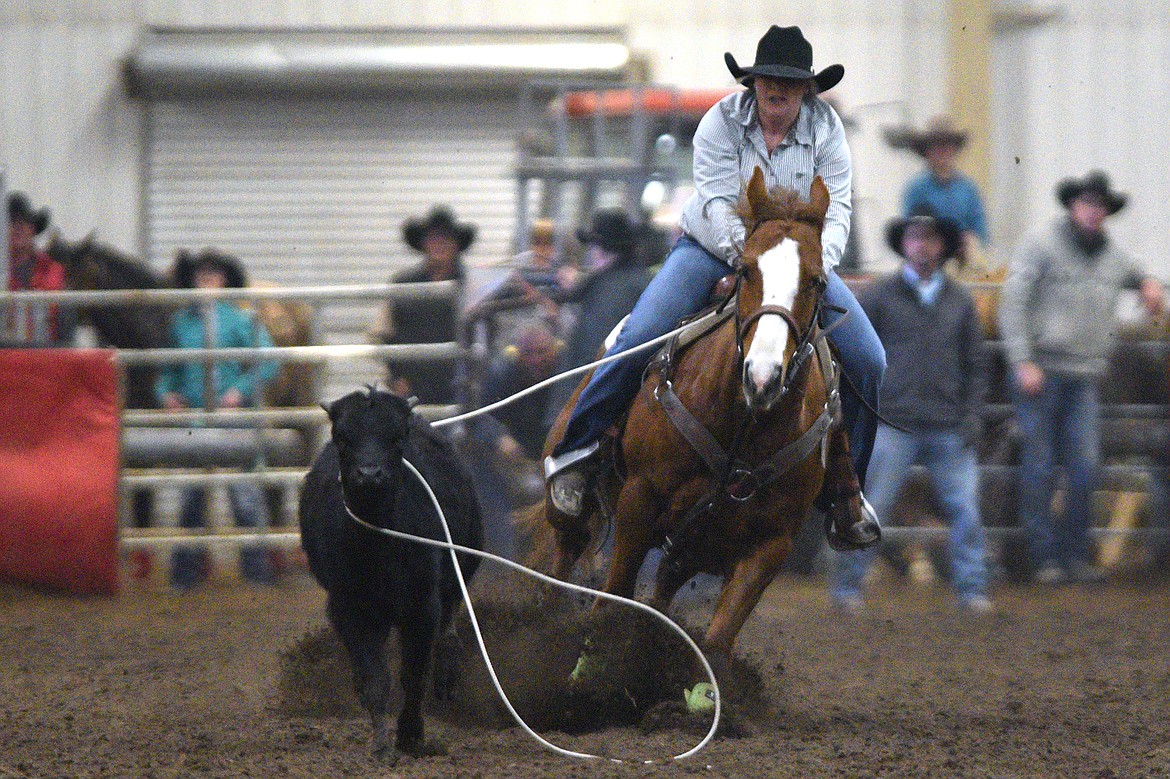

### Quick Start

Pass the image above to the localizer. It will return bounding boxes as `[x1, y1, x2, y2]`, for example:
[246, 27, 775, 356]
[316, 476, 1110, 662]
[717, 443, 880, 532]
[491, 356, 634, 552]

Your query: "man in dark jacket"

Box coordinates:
[829, 207, 992, 614]
[375, 206, 475, 406]
[543, 208, 651, 429]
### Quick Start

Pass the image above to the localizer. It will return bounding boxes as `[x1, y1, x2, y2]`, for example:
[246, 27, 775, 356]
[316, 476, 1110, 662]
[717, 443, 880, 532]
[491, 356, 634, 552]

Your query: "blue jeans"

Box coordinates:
[831, 424, 989, 601]
[554, 235, 885, 485]
[172, 481, 274, 588]
[1013, 374, 1100, 569]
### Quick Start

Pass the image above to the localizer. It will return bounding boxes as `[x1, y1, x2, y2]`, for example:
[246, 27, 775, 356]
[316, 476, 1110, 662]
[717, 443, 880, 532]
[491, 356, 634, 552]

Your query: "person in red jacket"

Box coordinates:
[6, 192, 73, 344]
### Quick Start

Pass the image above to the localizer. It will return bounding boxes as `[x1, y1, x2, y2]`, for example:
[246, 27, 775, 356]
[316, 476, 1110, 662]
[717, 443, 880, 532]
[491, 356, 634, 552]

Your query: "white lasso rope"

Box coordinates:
[431, 317, 700, 429]
[342, 460, 720, 764]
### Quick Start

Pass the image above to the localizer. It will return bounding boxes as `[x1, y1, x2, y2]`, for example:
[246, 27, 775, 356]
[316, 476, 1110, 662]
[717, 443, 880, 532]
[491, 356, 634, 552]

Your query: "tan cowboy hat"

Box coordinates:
[884, 115, 968, 156]
[1055, 170, 1127, 215]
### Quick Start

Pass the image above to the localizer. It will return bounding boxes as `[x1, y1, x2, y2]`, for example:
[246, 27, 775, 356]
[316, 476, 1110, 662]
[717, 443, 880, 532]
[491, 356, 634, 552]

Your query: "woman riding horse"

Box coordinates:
[544, 171, 859, 654]
[544, 25, 884, 548]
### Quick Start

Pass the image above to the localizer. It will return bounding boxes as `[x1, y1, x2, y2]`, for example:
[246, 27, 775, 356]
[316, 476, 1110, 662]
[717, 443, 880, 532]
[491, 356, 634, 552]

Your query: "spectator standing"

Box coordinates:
[885, 115, 990, 264]
[998, 170, 1164, 584]
[157, 249, 278, 590]
[469, 218, 570, 315]
[5, 192, 74, 345]
[830, 208, 992, 613]
[543, 208, 651, 427]
[374, 205, 474, 406]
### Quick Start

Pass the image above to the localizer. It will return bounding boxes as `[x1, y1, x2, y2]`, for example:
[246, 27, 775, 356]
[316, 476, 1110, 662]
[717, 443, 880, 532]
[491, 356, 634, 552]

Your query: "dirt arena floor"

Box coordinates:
[2, 555, 1169, 779]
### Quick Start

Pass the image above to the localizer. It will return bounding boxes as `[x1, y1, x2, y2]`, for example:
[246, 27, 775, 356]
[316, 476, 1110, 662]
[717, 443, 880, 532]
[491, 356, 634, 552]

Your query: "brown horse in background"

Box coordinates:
[537, 171, 855, 655]
[47, 233, 318, 409]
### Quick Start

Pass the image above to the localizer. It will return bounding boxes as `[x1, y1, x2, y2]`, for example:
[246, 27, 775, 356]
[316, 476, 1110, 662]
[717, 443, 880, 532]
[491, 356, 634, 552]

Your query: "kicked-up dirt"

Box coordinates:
[2, 557, 1169, 778]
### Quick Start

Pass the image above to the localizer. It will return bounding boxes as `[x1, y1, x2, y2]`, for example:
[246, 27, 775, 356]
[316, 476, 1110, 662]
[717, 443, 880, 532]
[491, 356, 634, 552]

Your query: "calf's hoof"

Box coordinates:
[395, 732, 448, 759]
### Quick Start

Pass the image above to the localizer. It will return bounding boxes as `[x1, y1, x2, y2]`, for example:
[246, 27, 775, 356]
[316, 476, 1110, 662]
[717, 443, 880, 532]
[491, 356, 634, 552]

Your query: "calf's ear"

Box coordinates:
[406, 395, 419, 410]
[321, 400, 336, 419]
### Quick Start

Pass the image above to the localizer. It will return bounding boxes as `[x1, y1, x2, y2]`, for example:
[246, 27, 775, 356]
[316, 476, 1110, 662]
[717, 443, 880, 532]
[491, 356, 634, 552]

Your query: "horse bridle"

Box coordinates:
[731, 267, 831, 397]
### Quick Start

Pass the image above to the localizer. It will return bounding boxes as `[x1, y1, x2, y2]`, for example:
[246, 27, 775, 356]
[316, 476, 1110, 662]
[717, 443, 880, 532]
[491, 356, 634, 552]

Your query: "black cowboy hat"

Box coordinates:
[402, 206, 477, 253]
[174, 248, 248, 289]
[1056, 170, 1127, 215]
[883, 115, 968, 157]
[724, 25, 844, 93]
[576, 208, 639, 258]
[886, 207, 965, 265]
[8, 192, 51, 235]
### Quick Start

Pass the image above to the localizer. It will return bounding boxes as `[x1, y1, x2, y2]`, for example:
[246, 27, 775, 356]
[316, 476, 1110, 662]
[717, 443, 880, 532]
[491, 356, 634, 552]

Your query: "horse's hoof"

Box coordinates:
[684, 682, 717, 714]
[569, 651, 605, 683]
[824, 495, 881, 551]
[394, 733, 446, 759]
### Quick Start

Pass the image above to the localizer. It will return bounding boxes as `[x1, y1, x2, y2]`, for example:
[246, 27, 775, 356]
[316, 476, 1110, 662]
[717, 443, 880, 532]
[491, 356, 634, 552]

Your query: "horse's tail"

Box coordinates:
[513, 502, 557, 573]
[512, 499, 609, 582]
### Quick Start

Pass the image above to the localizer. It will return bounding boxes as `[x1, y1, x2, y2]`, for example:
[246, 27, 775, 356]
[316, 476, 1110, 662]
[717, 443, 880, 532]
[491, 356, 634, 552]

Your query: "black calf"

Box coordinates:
[299, 388, 483, 762]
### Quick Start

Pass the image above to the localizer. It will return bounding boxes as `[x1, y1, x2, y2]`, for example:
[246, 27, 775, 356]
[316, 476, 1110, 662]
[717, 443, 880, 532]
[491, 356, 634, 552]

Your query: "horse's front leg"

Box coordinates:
[705, 535, 792, 655]
[596, 476, 661, 603]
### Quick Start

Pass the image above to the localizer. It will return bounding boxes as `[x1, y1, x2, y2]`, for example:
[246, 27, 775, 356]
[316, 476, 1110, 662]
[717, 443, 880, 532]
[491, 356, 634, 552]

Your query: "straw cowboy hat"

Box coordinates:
[724, 25, 844, 93]
[174, 248, 248, 289]
[884, 115, 968, 156]
[402, 206, 477, 253]
[1055, 170, 1128, 215]
[7, 192, 51, 235]
[886, 207, 965, 266]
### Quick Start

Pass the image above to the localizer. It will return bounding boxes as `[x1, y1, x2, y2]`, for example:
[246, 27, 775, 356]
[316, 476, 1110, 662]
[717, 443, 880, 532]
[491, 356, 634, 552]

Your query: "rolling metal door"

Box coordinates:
[144, 94, 518, 400]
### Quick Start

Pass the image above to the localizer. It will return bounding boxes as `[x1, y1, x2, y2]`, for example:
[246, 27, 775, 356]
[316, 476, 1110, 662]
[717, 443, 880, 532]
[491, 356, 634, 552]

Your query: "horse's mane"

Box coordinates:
[735, 185, 816, 229]
[54, 235, 169, 290]
[85, 241, 169, 289]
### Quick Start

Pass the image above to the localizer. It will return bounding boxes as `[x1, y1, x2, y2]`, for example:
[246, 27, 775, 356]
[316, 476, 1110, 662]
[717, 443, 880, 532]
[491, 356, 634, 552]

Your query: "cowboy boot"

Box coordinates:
[542, 441, 601, 517]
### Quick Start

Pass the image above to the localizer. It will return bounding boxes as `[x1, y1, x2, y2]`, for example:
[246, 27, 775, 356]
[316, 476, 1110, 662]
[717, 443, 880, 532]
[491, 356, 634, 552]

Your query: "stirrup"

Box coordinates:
[824, 493, 881, 551]
[544, 442, 601, 517]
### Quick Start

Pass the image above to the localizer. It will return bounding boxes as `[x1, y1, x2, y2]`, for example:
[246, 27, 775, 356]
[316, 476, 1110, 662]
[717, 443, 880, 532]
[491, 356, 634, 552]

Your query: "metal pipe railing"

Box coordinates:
[113, 342, 465, 365]
[0, 280, 458, 306]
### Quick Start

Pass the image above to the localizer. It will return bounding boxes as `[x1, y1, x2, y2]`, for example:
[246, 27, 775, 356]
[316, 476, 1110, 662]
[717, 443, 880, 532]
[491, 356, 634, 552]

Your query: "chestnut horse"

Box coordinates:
[541, 170, 855, 654]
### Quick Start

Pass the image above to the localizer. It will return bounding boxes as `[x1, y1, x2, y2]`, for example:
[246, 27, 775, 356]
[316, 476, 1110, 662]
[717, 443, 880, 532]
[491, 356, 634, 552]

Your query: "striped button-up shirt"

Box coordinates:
[678, 89, 852, 273]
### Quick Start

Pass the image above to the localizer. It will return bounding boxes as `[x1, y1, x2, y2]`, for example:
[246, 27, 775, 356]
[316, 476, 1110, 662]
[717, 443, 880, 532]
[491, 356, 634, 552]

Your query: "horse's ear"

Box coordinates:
[808, 176, 830, 223]
[746, 167, 769, 220]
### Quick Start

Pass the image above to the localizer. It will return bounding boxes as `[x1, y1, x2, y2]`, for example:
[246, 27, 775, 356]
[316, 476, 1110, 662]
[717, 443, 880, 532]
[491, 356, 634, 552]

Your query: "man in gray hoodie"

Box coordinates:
[998, 170, 1164, 584]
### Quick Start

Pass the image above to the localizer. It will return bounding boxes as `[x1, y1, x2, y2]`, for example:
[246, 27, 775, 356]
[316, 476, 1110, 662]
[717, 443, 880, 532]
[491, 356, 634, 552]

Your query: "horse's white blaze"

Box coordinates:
[745, 238, 801, 392]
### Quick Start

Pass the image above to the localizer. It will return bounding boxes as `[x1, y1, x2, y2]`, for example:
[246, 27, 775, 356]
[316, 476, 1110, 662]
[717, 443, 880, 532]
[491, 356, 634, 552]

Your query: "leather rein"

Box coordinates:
[652, 266, 845, 575]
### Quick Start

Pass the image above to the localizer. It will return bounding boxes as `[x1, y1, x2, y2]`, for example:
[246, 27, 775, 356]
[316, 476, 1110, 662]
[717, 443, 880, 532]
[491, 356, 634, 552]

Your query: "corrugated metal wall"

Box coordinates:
[146, 94, 518, 398]
[3, 0, 1169, 274]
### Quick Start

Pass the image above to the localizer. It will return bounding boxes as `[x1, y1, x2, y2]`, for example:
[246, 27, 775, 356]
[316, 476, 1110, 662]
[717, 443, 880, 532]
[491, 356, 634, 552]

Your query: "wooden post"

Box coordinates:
[947, 0, 993, 207]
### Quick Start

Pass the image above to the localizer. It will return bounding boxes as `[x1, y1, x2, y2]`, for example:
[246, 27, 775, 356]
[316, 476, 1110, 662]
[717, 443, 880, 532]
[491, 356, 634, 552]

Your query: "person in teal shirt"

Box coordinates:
[887, 115, 989, 247]
[156, 248, 278, 590]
